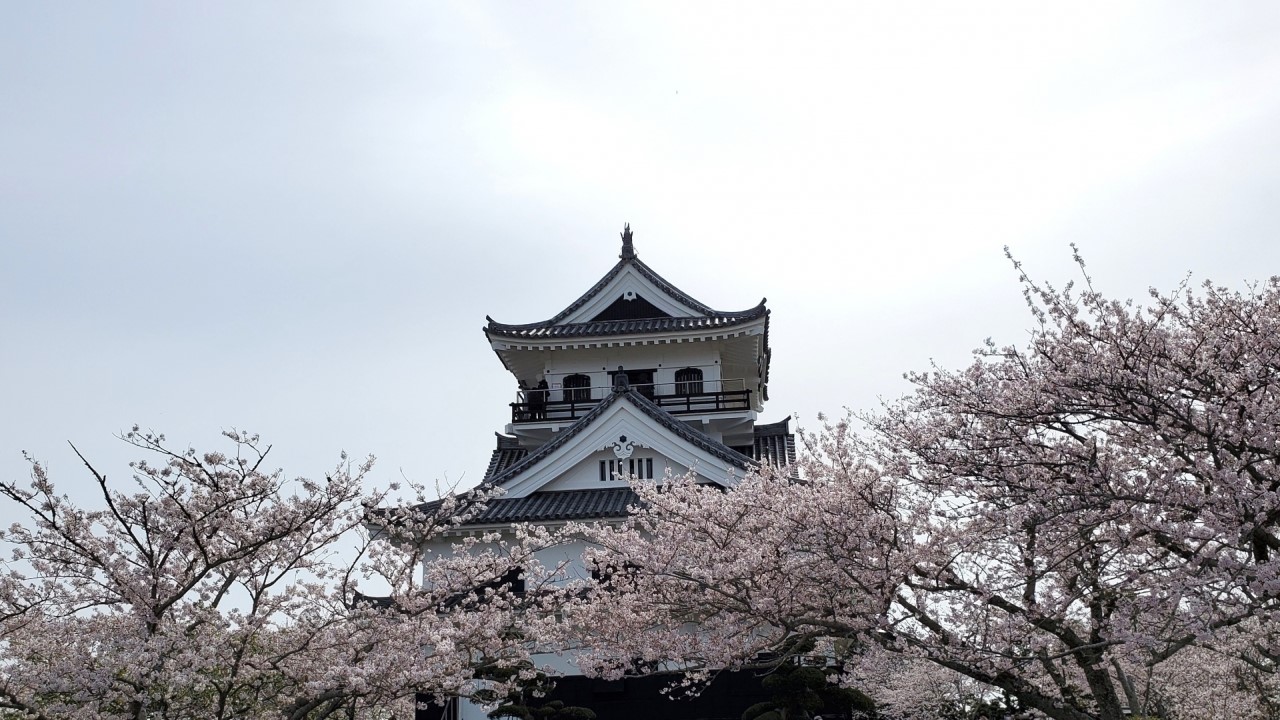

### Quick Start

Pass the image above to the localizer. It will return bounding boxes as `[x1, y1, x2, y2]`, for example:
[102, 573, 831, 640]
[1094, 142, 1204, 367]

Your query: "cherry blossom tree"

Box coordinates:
[572, 262, 1280, 720]
[0, 429, 561, 720]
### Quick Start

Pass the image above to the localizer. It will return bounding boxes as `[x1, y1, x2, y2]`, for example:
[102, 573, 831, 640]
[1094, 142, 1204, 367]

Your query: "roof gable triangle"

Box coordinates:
[490, 390, 754, 498]
[485, 226, 768, 334]
[588, 293, 673, 322]
[558, 263, 702, 324]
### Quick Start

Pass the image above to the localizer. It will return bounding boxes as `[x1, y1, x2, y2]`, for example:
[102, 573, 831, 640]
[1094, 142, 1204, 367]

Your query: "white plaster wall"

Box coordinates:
[532, 536, 597, 584]
[417, 531, 607, 590]
[542, 345, 726, 400]
[502, 402, 737, 497]
[536, 448, 687, 491]
[417, 526, 716, 720]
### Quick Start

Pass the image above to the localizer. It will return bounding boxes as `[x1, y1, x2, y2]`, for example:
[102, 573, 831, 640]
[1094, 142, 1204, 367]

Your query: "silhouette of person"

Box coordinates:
[530, 379, 549, 420]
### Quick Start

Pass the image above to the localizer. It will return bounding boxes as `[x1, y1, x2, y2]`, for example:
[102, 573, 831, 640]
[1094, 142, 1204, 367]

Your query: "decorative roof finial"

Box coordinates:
[619, 223, 635, 259]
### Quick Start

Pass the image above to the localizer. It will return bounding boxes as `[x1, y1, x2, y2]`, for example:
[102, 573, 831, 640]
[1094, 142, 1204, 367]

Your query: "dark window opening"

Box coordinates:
[608, 368, 655, 399]
[444, 566, 526, 610]
[591, 560, 640, 591]
[590, 294, 672, 321]
[496, 566, 525, 595]
[674, 367, 704, 395]
[475, 566, 524, 597]
[563, 373, 592, 402]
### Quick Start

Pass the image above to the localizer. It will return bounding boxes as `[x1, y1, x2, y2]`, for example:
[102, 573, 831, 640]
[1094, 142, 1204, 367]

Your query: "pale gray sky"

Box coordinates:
[5, 2, 1280, 500]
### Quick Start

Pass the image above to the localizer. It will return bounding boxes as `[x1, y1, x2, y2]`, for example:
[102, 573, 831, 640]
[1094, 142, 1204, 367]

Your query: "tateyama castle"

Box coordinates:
[419, 226, 796, 720]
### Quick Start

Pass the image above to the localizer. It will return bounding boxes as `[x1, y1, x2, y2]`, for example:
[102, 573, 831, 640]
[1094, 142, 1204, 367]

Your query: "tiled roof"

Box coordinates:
[462, 488, 642, 524]
[404, 488, 640, 529]
[402, 413, 797, 529]
[487, 388, 756, 488]
[485, 304, 767, 339]
[483, 434, 528, 481]
[486, 391, 623, 487]
[483, 233, 774, 399]
[626, 390, 758, 471]
[483, 242, 768, 336]
[754, 417, 797, 469]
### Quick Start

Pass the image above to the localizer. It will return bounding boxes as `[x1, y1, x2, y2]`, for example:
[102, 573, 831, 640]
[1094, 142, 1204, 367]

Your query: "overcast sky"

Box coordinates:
[5, 2, 1280, 501]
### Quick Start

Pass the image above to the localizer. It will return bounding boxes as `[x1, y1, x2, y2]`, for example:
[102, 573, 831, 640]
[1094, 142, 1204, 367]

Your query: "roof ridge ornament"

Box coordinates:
[619, 222, 635, 259]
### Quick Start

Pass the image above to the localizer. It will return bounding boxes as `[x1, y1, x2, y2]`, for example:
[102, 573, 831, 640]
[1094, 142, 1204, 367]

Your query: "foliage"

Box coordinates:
[0, 429, 560, 720]
[479, 664, 596, 720]
[740, 658, 874, 720]
[488, 699, 596, 720]
[12, 257, 1280, 720]
[571, 261, 1280, 720]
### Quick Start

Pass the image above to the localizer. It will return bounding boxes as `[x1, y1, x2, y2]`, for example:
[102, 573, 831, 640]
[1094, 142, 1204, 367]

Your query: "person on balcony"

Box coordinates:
[530, 379, 549, 420]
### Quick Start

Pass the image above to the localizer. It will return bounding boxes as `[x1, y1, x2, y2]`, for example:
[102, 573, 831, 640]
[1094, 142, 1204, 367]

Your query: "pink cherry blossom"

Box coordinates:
[570, 263, 1280, 720]
[0, 429, 559, 720]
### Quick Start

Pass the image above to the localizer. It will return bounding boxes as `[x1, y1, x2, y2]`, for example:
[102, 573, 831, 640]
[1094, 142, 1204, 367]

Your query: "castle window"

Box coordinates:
[600, 457, 654, 480]
[455, 566, 525, 606]
[563, 373, 592, 402]
[674, 367, 703, 395]
[496, 566, 526, 595]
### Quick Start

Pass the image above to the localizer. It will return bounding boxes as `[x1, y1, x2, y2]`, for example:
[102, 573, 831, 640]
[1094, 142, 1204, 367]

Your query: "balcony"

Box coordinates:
[511, 379, 753, 424]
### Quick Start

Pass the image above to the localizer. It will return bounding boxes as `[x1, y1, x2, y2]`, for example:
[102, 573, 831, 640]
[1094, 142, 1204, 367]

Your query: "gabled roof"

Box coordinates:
[407, 388, 759, 526]
[408, 411, 799, 529]
[484, 225, 768, 339]
[487, 387, 756, 488]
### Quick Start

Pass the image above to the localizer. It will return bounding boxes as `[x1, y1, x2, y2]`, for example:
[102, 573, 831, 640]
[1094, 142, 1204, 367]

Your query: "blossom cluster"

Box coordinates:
[0, 429, 560, 720]
[6, 266, 1280, 720]
[566, 271, 1280, 720]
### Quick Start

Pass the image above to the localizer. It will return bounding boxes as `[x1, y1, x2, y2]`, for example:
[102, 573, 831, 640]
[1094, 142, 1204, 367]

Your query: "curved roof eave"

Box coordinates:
[484, 302, 768, 339]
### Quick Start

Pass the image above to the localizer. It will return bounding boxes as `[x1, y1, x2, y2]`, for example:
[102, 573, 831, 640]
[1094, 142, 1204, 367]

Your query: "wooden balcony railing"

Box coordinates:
[511, 380, 753, 424]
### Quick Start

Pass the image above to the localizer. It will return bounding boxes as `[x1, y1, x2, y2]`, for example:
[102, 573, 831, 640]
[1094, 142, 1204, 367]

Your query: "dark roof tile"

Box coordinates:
[754, 417, 797, 469]
[483, 433, 528, 481]
[465, 488, 642, 524]
[486, 305, 767, 339]
[483, 237, 773, 397]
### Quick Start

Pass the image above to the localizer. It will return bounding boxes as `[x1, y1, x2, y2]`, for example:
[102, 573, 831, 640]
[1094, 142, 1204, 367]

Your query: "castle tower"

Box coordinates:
[471, 224, 793, 521]
[415, 225, 795, 720]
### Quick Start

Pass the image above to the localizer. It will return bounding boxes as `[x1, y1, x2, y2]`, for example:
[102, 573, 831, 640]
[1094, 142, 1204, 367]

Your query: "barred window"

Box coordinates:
[600, 457, 654, 480]
[563, 373, 592, 402]
[674, 367, 703, 395]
